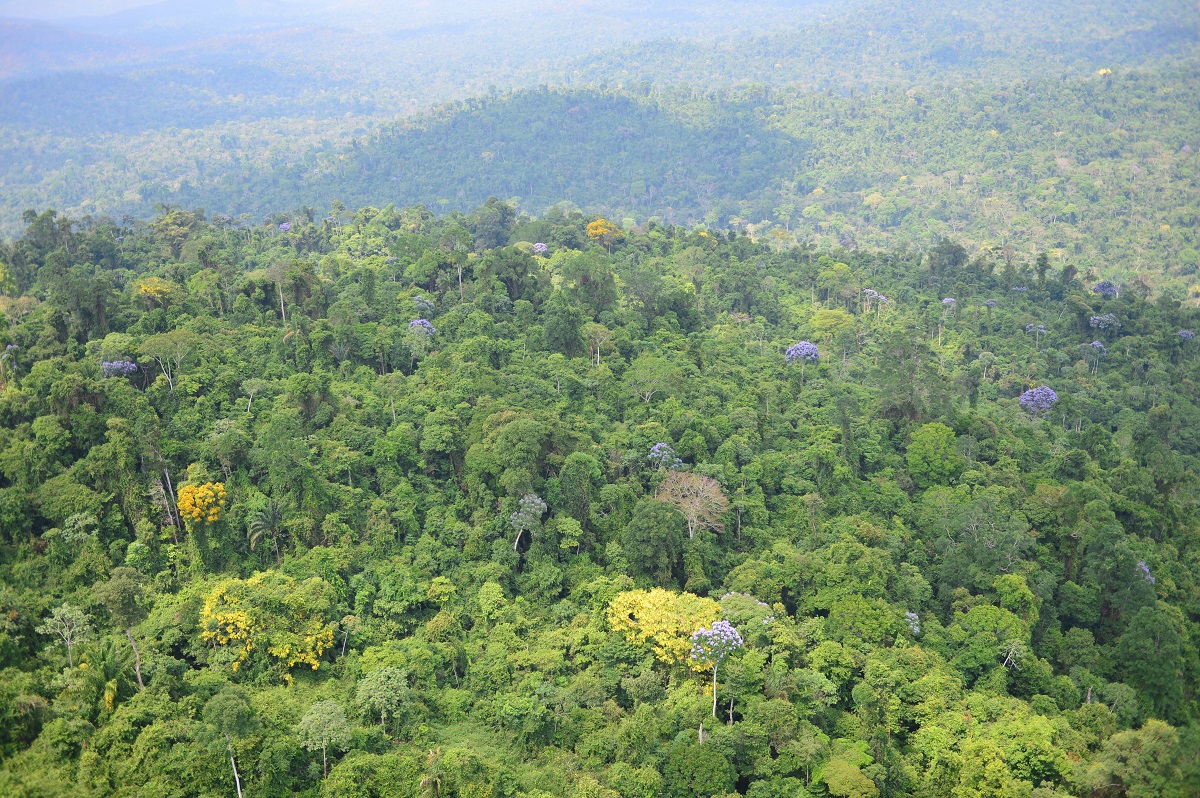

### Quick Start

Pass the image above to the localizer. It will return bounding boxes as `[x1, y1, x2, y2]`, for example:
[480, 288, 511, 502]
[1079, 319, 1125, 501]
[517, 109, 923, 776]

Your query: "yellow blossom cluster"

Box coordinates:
[199, 572, 338, 683]
[178, 482, 227, 526]
[585, 218, 624, 249]
[607, 588, 721, 669]
[200, 581, 258, 672]
[135, 276, 174, 307]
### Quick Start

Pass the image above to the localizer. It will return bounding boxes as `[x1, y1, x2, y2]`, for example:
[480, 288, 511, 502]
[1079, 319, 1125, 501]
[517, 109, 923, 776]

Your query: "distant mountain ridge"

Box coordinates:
[148, 88, 808, 227]
[0, 0, 1196, 293]
[0, 18, 144, 78]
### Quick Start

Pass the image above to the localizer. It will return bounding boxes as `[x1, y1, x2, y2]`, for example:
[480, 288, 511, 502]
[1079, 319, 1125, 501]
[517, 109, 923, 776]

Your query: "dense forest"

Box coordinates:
[2, 0, 1197, 299]
[0, 200, 1197, 796]
[137, 69, 1200, 296]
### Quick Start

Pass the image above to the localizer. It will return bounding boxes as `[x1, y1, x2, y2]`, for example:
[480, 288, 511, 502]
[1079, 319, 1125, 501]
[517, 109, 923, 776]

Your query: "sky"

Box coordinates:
[0, 0, 156, 18]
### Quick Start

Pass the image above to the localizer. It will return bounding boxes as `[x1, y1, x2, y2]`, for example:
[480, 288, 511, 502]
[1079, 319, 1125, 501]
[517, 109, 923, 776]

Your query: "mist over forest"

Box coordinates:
[1, 2, 1199, 797]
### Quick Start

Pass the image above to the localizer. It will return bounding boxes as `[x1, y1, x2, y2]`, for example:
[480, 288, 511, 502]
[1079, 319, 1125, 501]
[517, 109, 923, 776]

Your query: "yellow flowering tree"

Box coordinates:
[607, 588, 721, 668]
[586, 218, 624, 250]
[201, 572, 338, 683]
[136, 276, 175, 309]
[178, 482, 227, 528]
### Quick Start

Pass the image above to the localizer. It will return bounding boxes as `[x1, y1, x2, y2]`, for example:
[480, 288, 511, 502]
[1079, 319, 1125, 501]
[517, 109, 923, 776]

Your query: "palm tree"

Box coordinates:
[246, 500, 285, 564]
[419, 748, 444, 798]
[80, 638, 134, 713]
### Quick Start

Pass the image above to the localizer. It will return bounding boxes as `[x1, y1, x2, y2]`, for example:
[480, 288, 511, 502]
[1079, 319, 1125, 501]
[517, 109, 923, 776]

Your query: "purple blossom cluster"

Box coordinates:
[532, 242, 549, 256]
[862, 288, 889, 303]
[1025, 324, 1046, 334]
[905, 612, 920, 635]
[1178, 330, 1196, 341]
[942, 297, 956, 306]
[1011, 286, 1027, 292]
[648, 442, 683, 470]
[983, 300, 998, 309]
[1089, 313, 1119, 330]
[278, 222, 292, 233]
[5, 344, 16, 351]
[413, 295, 435, 314]
[408, 319, 436, 336]
[102, 360, 138, 376]
[1092, 280, 1118, 298]
[785, 341, 819, 363]
[1137, 560, 1156, 585]
[1090, 341, 1107, 355]
[510, 493, 547, 533]
[689, 620, 744, 665]
[1019, 386, 1058, 416]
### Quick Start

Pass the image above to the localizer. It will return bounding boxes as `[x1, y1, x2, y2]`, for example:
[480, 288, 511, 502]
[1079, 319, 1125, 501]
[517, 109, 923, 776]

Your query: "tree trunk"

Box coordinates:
[322, 745, 328, 777]
[277, 282, 287, 322]
[711, 665, 718, 718]
[162, 467, 182, 537]
[126, 627, 145, 690]
[226, 734, 244, 798]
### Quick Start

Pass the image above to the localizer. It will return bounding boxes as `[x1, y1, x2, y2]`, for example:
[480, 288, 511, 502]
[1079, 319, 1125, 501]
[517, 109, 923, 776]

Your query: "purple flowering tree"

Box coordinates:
[278, 222, 292, 233]
[1024, 323, 1047, 347]
[408, 319, 436, 337]
[1180, 330, 1196, 360]
[862, 288, 889, 315]
[510, 493, 547, 551]
[648, 442, 683, 471]
[904, 612, 920, 635]
[785, 340, 819, 382]
[1137, 560, 1156, 585]
[413, 295, 435, 315]
[690, 620, 744, 719]
[532, 243, 549, 256]
[406, 319, 437, 367]
[1092, 280, 1118, 298]
[1019, 386, 1058, 418]
[1089, 313, 1120, 337]
[102, 360, 139, 377]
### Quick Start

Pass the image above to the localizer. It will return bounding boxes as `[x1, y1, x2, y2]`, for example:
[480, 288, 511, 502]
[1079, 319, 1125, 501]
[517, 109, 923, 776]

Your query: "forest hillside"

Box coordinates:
[0, 202, 1197, 796]
[2, 0, 1197, 297]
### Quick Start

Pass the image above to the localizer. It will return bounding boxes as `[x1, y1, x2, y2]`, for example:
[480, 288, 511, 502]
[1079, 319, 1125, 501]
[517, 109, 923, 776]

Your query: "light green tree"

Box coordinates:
[356, 667, 412, 732]
[35, 602, 93, 667]
[905, 422, 961, 488]
[298, 700, 353, 777]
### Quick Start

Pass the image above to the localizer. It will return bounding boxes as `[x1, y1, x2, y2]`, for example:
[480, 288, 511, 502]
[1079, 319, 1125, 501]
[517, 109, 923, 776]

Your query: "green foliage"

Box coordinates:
[621, 500, 685, 585]
[905, 422, 961, 488]
[0, 198, 1197, 798]
[299, 700, 354, 777]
